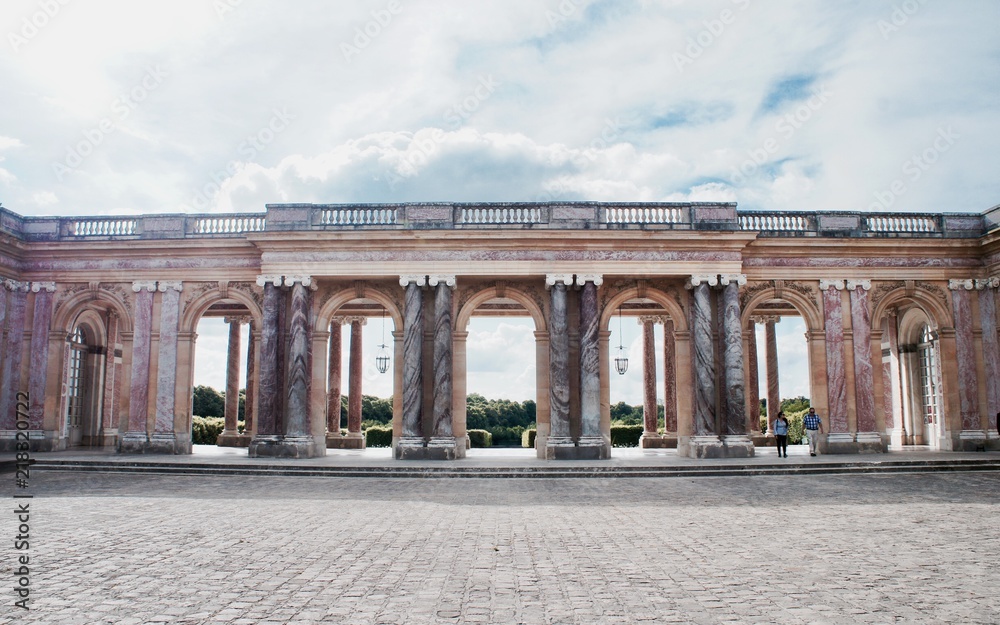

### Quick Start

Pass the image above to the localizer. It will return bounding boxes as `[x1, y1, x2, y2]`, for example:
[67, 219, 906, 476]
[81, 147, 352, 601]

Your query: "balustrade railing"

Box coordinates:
[66, 218, 137, 237]
[318, 206, 397, 226]
[865, 214, 939, 233]
[603, 206, 684, 224]
[190, 215, 265, 234]
[456, 206, 547, 225]
[739, 213, 814, 232]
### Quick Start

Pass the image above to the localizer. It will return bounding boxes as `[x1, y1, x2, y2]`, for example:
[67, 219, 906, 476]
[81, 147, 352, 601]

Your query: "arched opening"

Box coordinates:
[888, 306, 945, 449]
[63, 313, 111, 448]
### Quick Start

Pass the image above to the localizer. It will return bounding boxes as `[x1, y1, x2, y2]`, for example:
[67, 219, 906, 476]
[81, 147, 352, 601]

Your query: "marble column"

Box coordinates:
[640, 316, 658, 437]
[576, 275, 606, 457]
[27, 282, 55, 431]
[326, 319, 343, 436]
[545, 274, 574, 457]
[820, 280, 849, 444]
[397, 275, 426, 458]
[848, 280, 880, 451]
[100, 311, 121, 444]
[691, 277, 716, 437]
[764, 318, 780, 427]
[0, 280, 29, 431]
[218, 314, 246, 447]
[250, 277, 282, 452]
[975, 279, 1000, 434]
[428, 275, 457, 459]
[881, 314, 899, 439]
[347, 315, 366, 441]
[720, 275, 752, 456]
[662, 319, 677, 434]
[151, 281, 184, 453]
[284, 279, 311, 439]
[949, 280, 982, 444]
[746, 318, 759, 433]
[120, 281, 156, 452]
[243, 322, 256, 438]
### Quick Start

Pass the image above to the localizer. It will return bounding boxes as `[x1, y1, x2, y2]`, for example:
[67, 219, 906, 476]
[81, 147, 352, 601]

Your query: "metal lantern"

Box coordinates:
[614, 306, 629, 375]
[375, 308, 390, 374]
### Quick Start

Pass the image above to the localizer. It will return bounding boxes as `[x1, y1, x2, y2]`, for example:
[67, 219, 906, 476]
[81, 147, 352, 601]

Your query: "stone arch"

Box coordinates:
[180, 285, 263, 333]
[52, 288, 132, 335]
[600, 286, 688, 332]
[315, 286, 404, 332]
[871, 288, 952, 332]
[455, 285, 547, 333]
[740, 287, 822, 332]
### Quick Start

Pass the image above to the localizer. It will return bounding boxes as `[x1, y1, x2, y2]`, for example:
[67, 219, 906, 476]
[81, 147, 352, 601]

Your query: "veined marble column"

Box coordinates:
[764, 318, 780, 427]
[720, 275, 752, 456]
[949, 280, 982, 440]
[251, 277, 282, 447]
[428, 275, 457, 459]
[545, 274, 574, 457]
[848, 280, 880, 450]
[27, 282, 56, 431]
[976, 279, 1000, 433]
[326, 318, 343, 436]
[121, 281, 156, 452]
[820, 280, 849, 440]
[218, 314, 246, 447]
[243, 322, 256, 438]
[576, 275, 606, 457]
[662, 319, 677, 434]
[0, 280, 29, 430]
[151, 281, 184, 452]
[397, 275, 426, 458]
[746, 318, 759, 432]
[691, 277, 716, 436]
[346, 315, 367, 440]
[285, 279, 311, 439]
[639, 315, 658, 437]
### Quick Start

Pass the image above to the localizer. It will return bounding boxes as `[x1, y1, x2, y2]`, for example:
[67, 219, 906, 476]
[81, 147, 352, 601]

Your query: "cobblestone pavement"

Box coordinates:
[2, 471, 998, 624]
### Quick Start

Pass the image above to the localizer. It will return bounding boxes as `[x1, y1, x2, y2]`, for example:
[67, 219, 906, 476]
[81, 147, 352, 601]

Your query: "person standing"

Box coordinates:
[773, 411, 789, 458]
[803, 407, 823, 456]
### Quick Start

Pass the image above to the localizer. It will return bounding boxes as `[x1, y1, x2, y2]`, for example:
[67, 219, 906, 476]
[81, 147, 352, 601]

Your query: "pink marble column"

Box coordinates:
[124, 281, 157, 443]
[0, 280, 29, 430]
[849, 282, 876, 433]
[244, 322, 256, 435]
[27, 283, 55, 430]
[222, 316, 243, 436]
[348, 316, 365, 436]
[746, 319, 759, 430]
[101, 312, 120, 433]
[765, 319, 780, 425]
[326, 319, 342, 434]
[662, 319, 677, 433]
[153, 282, 182, 436]
[881, 315, 897, 431]
[821, 281, 848, 433]
[976, 281, 1000, 429]
[950, 282, 980, 431]
[640, 316, 658, 436]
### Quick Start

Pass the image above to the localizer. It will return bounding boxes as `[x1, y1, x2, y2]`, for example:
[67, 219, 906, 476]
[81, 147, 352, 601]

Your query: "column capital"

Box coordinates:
[343, 316, 368, 326]
[223, 315, 251, 325]
[157, 281, 183, 292]
[575, 274, 603, 286]
[688, 275, 718, 288]
[948, 279, 975, 291]
[3, 278, 30, 292]
[845, 279, 871, 291]
[428, 275, 457, 288]
[132, 281, 157, 292]
[750, 315, 780, 325]
[545, 274, 574, 288]
[819, 279, 846, 291]
[719, 274, 747, 286]
[284, 275, 315, 289]
[638, 315, 667, 325]
[399, 275, 427, 287]
[30, 281, 56, 293]
[256, 275, 283, 287]
[974, 277, 1000, 290]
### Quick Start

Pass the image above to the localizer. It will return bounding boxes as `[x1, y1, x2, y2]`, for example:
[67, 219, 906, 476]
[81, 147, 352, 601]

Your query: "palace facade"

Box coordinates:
[1, 202, 998, 459]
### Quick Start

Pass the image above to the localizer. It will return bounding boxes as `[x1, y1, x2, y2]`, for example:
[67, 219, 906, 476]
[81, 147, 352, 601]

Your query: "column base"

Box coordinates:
[327, 432, 366, 449]
[575, 436, 610, 459]
[855, 432, 887, 453]
[678, 435, 726, 459]
[118, 432, 150, 454]
[217, 430, 250, 447]
[721, 435, 755, 458]
[958, 430, 988, 452]
[0, 430, 59, 452]
[426, 436, 459, 460]
[394, 436, 427, 459]
[822, 432, 855, 454]
[640, 433, 667, 449]
[248, 435, 325, 458]
[149, 433, 190, 454]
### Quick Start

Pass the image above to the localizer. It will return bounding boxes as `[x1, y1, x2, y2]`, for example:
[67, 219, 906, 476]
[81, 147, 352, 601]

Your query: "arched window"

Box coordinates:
[66, 328, 88, 435]
[917, 325, 939, 426]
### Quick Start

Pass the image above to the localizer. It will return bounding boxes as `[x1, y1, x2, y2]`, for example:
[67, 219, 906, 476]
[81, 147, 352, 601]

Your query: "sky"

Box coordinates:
[3, 0, 997, 403]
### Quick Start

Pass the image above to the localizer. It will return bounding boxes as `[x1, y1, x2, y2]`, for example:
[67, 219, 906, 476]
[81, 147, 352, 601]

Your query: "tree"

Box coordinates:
[781, 396, 810, 414]
[192, 385, 224, 418]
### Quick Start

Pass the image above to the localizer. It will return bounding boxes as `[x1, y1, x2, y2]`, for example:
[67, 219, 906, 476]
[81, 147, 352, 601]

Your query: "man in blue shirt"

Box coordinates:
[803, 407, 823, 456]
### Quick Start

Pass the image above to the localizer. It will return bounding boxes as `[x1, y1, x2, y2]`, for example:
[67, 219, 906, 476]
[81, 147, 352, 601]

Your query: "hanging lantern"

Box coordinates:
[375, 308, 390, 374]
[614, 305, 629, 375]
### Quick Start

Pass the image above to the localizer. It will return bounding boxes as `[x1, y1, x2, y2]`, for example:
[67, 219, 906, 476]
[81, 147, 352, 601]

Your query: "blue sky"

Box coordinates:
[3, 0, 997, 402]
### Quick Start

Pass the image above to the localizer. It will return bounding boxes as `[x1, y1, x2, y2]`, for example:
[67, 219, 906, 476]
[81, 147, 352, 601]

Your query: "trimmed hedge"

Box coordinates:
[610, 424, 643, 447]
[364, 425, 393, 448]
[192, 416, 225, 445]
[468, 429, 493, 448]
[522, 429, 536, 448]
